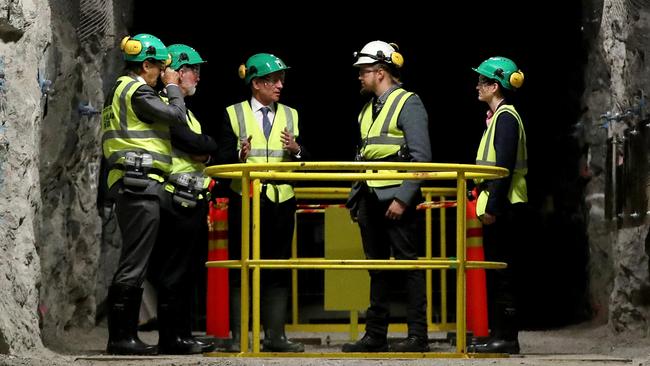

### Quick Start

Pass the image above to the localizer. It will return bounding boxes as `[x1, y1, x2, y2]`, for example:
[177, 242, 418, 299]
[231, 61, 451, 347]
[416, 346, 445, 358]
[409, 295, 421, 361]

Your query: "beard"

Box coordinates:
[185, 84, 196, 96]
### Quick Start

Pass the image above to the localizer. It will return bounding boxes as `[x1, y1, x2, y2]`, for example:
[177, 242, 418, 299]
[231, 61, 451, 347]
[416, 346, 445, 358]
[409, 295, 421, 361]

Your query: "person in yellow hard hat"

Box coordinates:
[213, 53, 308, 352]
[101, 33, 185, 355]
[467, 56, 527, 355]
[342, 40, 432, 353]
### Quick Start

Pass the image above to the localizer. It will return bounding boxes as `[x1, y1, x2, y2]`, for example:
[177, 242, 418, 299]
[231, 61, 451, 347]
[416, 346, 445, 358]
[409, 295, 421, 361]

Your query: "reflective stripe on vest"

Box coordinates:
[359, 88, 413, 187]
[162, 99, 211, 191]
[102, 76, 172, 188]
[475, 104, 528, 216]
[226, 101, 299, 202]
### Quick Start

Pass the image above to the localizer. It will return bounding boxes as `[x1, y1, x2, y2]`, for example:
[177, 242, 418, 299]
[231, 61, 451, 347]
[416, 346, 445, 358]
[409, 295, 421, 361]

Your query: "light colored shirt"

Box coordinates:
[251, 97, 275, 132]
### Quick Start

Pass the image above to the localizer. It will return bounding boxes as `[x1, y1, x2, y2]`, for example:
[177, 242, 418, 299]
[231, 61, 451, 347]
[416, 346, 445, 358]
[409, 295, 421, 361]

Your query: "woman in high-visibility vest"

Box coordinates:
[468, 57, 527, 355]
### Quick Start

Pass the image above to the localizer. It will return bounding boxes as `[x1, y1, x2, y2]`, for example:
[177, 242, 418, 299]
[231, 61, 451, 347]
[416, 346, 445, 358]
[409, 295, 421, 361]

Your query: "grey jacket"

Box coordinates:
[349, 88, 432, 207]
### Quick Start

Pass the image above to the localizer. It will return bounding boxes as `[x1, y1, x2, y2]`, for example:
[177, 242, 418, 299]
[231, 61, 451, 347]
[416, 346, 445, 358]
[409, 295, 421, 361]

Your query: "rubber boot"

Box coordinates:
[261, 288, 304, 352]
[106, 284, 157, 355]
[157, 293, 202, 355]
[225, 287, 242, 352]
[468, 304, 519, 354]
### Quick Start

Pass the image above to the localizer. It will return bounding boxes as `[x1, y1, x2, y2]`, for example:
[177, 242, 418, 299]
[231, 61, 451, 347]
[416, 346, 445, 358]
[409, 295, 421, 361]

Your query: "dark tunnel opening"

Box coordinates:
[130, 1, 590, 330]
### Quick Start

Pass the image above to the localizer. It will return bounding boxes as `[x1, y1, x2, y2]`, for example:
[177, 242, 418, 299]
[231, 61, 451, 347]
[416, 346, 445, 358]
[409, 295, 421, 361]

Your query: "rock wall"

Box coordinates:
[0, 0, 50, 354]
[582, 0, 650, 333]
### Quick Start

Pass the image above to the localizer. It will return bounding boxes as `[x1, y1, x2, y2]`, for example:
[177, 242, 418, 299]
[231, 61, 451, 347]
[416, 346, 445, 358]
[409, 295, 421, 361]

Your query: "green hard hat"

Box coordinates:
[239, 53, 290, 84]
[167, 44, 206, 71]
[472, 56, 524, 90]
[120, 33, 170, 64]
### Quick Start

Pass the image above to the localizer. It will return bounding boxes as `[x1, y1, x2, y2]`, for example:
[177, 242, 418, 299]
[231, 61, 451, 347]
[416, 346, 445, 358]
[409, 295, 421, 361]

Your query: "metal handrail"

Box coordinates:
[205, 162, 508, 356]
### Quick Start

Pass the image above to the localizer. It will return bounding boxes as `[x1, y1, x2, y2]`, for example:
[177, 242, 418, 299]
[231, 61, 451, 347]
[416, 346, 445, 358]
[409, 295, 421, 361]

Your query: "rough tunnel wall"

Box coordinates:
[37, 0, 126, 347]
[0, 0, 50, 354]
[582, 0, 650, 332]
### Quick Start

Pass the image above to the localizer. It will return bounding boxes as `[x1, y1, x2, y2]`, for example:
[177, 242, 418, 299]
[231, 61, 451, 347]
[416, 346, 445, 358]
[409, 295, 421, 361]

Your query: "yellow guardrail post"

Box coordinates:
[240, 171, 250, 353]
[455, 173, 467, 353]
[292, 213, 299, 326]
[440, 195, 448, 327]
[252, 178, 262, 353]
[425, 191, 433, 327]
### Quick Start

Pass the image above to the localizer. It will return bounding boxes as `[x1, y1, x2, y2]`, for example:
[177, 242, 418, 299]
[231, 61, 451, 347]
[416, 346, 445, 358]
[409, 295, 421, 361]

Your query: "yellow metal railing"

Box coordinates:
[205, 162, 508, 357]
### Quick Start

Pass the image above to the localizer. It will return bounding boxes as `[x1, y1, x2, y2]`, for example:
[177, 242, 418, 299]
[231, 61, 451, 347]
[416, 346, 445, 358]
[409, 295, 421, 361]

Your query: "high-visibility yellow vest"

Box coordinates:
[159, 97, 211, 194]
[226, 101, 299, 203]
[359, 88, 413, 187]
[475, 104, 528, 216]
[101, 76, 172, 188]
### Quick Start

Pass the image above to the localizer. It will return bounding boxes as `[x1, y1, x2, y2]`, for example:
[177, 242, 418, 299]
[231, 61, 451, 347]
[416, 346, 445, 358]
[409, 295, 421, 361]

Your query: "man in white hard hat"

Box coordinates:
[343, 40, 432, 353]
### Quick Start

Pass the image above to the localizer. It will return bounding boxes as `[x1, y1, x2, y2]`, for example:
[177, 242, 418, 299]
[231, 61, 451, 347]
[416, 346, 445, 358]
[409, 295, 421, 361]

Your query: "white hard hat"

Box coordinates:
[353, 40, 404, 68]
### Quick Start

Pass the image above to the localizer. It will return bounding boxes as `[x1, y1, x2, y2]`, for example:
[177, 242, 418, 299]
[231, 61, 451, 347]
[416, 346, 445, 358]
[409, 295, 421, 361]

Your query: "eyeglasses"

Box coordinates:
[359, 68, 379, 76]
[478, 75, 497, 86]
[182, 64, 200, 77]
[263, 75, 285, 85]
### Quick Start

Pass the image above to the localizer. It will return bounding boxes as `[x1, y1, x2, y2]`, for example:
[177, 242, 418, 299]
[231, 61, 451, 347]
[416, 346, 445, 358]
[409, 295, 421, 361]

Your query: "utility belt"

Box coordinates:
[355, 144, 412, 163]
[165, 173, 208, 209]
[113, 152, 167, 188]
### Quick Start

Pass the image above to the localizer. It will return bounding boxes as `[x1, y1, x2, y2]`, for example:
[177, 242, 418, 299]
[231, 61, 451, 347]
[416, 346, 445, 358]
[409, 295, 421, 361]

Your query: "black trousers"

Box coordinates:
[148, 193, 207, 300]
[111, 181, 164, 288]
[482, 202, 526, 340]
[356, 189, 427, 338]
[227, 192, 296, 292]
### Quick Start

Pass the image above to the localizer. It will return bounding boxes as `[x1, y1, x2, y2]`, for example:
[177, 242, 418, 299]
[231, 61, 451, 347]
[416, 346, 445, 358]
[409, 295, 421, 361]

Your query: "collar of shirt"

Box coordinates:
[374, 84, 401, 112]
[250, 97, 275, 130]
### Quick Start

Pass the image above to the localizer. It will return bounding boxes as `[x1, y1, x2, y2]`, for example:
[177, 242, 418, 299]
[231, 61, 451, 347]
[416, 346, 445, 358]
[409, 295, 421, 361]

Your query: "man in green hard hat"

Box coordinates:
[149, 43, 218, 354]
[214, 52, 308, 352]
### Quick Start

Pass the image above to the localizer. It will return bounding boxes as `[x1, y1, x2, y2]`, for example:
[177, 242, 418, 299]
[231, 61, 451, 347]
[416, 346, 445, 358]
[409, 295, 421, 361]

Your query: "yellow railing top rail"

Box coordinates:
[205, 162, 507, 181]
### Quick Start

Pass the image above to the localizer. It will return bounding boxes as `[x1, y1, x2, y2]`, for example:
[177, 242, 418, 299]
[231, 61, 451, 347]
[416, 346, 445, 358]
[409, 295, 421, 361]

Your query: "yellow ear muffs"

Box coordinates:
[509, 70, 524, 89]
[121, 36, 142, 56]
[164, 54, 172, 67]
[238, 64, 247, 79]
[391, 51, 404, 68]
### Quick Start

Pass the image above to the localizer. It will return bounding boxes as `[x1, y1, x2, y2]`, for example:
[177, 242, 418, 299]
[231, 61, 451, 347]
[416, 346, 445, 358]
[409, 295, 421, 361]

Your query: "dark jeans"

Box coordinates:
[356, 189, 427, 338]
[482, 202, 527, 339]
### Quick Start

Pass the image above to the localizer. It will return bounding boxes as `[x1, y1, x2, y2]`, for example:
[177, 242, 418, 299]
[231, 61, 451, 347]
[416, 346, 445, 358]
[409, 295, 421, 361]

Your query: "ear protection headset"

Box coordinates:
[238, 64, 248, 80]
[493, 67, 525, 89]
[121, 36, 142, 55]
[353, 42, 405, 68]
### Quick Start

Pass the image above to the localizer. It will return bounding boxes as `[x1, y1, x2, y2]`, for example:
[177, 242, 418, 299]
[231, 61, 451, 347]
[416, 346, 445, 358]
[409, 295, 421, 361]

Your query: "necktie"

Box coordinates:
[261, 107, 272, 139]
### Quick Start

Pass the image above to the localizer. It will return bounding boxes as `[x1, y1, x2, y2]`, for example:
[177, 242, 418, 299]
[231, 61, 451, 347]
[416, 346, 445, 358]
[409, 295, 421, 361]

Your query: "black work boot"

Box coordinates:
[390, 335, 430, 352]
[468, 304, 519, 354]
[106, 284, 157, 355]
[341, 333, 388, 352]
[467, 338, 520, 354]
[157, 294, 202, 355]
[261, 289, 304, 352]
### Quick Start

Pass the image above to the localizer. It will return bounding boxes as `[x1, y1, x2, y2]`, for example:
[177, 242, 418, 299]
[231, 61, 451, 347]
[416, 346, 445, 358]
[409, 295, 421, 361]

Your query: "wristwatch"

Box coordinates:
[294, 146, 302, 159]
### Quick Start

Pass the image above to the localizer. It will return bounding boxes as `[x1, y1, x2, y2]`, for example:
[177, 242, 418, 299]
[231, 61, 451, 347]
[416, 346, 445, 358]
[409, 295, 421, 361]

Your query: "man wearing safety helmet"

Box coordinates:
[343, 40, 432, 353]
[149, 43, 218, 354]
[101, 33, 187, 355]
[214, 53, 308, 352]
[467, 56, 527, 354]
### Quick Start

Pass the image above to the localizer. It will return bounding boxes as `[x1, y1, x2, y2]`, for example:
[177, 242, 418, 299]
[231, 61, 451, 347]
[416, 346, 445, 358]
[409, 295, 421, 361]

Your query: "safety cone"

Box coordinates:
[466, 188, 489, 338]
[206, 197, 229, 338]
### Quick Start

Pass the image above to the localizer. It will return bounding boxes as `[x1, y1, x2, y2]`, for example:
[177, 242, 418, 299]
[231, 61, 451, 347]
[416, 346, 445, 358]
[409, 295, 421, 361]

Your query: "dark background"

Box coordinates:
[132, 1, 590, 329]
